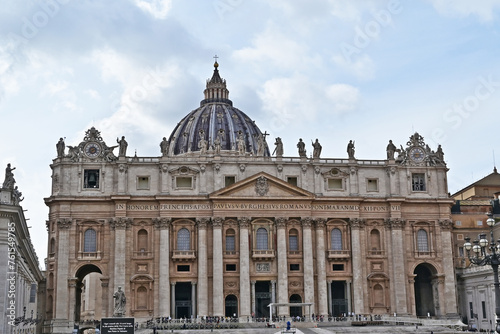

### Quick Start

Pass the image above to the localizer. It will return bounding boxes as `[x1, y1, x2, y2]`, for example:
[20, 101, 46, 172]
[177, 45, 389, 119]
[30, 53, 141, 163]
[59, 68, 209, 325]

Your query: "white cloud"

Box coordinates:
[428, 0, 500, 21]
[134, 0, 172, 19]
[332, 53, 375, 80]
[259, 75, 360, 132]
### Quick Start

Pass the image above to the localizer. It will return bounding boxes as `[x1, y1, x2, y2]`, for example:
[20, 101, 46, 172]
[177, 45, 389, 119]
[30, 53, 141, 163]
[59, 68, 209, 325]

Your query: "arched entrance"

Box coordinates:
[414, 263, 437, 317]
[74, 264, 104, 325]
[225, 294, 238, 317]
[289, 294, 302, 317]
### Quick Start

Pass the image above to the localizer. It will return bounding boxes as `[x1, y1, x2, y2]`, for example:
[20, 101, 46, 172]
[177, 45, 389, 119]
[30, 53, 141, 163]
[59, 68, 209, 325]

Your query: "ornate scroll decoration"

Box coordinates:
[276, 165, 283, 173]
[212, 217, 224, 228]
[153, 217, 171, 230]
[301, 217, 312, 228]
[197, 217, 210, 229]
[110, 217, 132, 230]
[349, 218, 365, 229]
[238, 217, 251, 229]
[56, 218, 72, 229]
[118, 164, 128, 173]
[160, 164, 168, 173]
[256, 263, 270, 272]
[275, 217, 287, 229]
[314, 217, 326, 229]
[384, 218, 405, 229]
[255, 176, 269, 196]
[438, 219, 453, 230]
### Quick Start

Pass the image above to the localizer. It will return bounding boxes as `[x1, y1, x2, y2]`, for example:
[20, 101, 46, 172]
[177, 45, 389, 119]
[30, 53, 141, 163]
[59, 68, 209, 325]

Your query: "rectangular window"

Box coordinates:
[83, 169, 100, 189]
[482, 301, 486, 318]
[176, 177, 192, 188]
[457, 234, 464, 240]
[177, 265, 190, 272]
[455, 220, 462, 226]
[225, 176, 236, 187]
[137, 176, 150, 190]
[289, 235, 298, 251]
[366, 178, 378, 192]
[469, 302, 474, 319]
[328, 178, 343, 190]
[290, 264, 300, 271]
[225, 235, 235, 251]
[412, 173, 426, 191]
[29, 283, 37, 303]
[287, 177, 298, 187]
[225, 264, 237, 271]
[332, 264, 344, 271]
[458, 246, 464, 257]
[477, 220, 483, 226]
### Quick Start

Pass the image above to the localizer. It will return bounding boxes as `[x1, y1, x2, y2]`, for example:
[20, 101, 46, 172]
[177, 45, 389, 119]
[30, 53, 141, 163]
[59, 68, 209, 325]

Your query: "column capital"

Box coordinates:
[275, 217, 287, 229]
[238, 217, 251, 228]
[110, 217, 132, 230]
[68, 277, 78, 288]
[384, 218, 405, 229]
[171, 282, 176, 286]
[197, 217, 211, 229]
[314, 218, 326, 228]
[349, 218, 365, 229]
[438, 219, 453, 230]
[57, 218, 72, 229]
[212, 217, 224, 228]
[153, 217, 171, 229]
[301, 217, 312, 228]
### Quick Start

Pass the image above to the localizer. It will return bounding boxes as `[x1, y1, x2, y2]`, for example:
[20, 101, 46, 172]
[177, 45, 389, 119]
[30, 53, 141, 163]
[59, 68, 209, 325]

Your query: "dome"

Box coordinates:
[167, 62, 270, 157]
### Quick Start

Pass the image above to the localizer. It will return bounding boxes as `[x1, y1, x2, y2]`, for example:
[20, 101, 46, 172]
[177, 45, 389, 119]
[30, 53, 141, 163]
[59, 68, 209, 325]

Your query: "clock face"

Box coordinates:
[84, 142, 101, 158]
[409, 147, 425, 162]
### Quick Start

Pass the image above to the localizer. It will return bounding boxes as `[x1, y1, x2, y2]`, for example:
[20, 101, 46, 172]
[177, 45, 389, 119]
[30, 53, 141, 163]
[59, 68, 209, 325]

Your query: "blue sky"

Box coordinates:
[2, 0, 500, 266]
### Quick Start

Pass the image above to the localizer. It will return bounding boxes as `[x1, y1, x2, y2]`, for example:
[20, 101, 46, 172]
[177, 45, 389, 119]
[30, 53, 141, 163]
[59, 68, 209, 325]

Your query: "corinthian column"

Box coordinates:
[55, 219, 72, 319]
[439, 219, 458, 316]
[386, 218, 408, 314]
[212, 217, 224, 316]
[239, 217, 251, 319]
[197, 218, 209, 317]
[276, 217, 288, 316]
[314, 218, 328, 316]
[154, 217, 171, 317]
[111, 217, 132, 296]
[301, 217, 315, 315]
[349, 218, 365, 314]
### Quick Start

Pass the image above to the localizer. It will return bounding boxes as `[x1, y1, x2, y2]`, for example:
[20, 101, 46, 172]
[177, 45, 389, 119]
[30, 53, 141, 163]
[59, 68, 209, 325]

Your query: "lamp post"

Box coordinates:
[463, 214, 500, 333]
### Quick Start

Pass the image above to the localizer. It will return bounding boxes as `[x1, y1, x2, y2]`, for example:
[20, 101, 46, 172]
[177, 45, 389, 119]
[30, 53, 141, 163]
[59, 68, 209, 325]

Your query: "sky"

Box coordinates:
[2, 0, 500, 269]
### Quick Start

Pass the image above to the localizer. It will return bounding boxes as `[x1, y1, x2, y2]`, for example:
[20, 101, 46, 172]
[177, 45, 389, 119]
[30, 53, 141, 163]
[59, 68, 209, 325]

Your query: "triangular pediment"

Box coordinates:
[209, 172, 315, 199]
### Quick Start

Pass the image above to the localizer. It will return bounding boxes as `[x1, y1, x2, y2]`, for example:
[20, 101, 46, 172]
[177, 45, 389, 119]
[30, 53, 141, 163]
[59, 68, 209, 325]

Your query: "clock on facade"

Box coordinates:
[84, 142, 101, 158]
[409, 146, 425, 162]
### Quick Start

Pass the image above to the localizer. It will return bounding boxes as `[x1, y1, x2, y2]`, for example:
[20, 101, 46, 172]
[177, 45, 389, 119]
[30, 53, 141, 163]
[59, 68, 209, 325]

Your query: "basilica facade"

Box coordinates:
[43, 62, 457, 333]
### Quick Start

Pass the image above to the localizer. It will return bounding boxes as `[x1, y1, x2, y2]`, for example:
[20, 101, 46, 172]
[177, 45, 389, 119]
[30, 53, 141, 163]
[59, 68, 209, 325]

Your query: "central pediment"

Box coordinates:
[209, 172, 315, 200]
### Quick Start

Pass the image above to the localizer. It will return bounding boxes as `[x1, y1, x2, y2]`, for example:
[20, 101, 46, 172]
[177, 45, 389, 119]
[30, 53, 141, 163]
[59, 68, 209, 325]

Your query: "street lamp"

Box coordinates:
[463, 214, 500, 333]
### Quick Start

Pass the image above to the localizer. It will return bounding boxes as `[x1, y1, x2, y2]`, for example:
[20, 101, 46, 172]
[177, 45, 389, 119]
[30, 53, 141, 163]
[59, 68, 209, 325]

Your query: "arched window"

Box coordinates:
[84, 228, 97, 252]
[331, 228, 342, 250]
[370, 229, 381, 250]
[225, 229, 235, 252]
[289, 228, 299, 251]
[417, 229, 429, 252]
[373, 284, 385, 306]
[138, 229, 148, 252]
[177, 228, 190, 250]
[256, 228, 268, 250]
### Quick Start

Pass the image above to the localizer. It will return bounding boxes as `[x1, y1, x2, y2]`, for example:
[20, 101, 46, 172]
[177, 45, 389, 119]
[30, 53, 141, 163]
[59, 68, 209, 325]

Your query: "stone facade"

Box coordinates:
[43, 63, 458, 333]
[1, 170, 44, 334]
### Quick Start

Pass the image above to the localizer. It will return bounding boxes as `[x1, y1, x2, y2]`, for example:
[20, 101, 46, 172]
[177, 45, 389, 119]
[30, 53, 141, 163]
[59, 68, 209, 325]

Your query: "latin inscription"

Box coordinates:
[117, 203, 401, 212]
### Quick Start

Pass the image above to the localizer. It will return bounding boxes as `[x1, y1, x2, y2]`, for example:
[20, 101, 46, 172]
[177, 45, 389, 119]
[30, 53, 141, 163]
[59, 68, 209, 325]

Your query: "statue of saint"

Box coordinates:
[347, 140, 355, 159]
[113, 286, 126, 317]
[297, 139, 306, 158]
[436, 145, 444, 162]
[198, 137, 208, 154]
[2, 163, 16, 190]
[273, 137, 283, 157]
[214, 135, 221, 155]
[56, 138, 65, 158]
[160, 137, 169, 157]
[312, 139, 322, 159]
[117, 136, 128, 157]
[237, 132, 246, 155]
[386, 140, 396, 160]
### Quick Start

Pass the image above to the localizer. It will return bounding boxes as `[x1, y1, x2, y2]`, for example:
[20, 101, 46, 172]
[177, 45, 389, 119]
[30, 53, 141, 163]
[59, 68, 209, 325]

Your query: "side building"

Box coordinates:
[44, 62, 458, 334]
[453, 169, 500, 332]
[1, 165, 45, 334]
